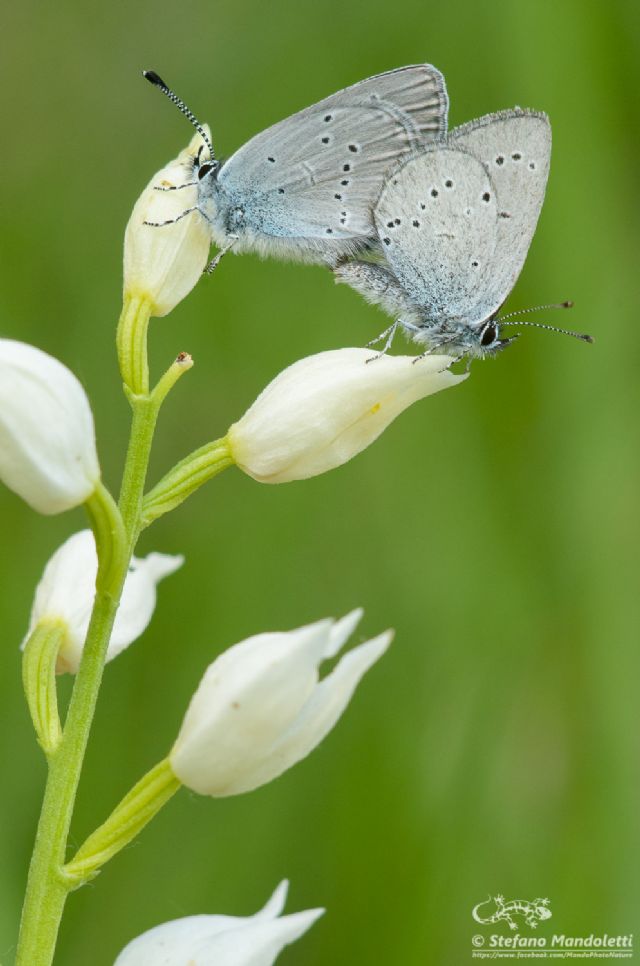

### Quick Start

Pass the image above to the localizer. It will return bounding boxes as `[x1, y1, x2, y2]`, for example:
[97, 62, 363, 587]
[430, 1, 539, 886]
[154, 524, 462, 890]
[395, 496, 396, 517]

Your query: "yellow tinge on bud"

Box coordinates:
[228, 348, 468, 484]
[123, 129, 213, 317]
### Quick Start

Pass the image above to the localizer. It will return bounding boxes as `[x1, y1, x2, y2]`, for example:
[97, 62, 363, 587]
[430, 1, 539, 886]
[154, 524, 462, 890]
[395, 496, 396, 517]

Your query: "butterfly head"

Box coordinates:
[193, 146, 220, 182]
[477, 318, 519, 356]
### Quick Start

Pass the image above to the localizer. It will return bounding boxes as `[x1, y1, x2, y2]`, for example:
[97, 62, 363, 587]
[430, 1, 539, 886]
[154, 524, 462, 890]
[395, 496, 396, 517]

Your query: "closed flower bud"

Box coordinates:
[228, 348, 467, 483]
[114, 880, 323, 966]
[23, 530, 183, 673]
[170, 609, 391, 796]
[123, 129, 213, 317]
[0, 340, 100, 514]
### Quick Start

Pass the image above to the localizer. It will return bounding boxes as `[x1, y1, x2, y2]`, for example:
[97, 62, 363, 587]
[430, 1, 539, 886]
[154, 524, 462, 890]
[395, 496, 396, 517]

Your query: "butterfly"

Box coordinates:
[334, 109, 591, 360]
[143, 66, 448, 272]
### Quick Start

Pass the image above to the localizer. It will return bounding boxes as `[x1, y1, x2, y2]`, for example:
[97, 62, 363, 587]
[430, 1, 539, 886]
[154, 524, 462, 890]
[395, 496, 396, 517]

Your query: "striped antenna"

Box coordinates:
[143, 70, 215, 162]
[499, 301, 593, 343]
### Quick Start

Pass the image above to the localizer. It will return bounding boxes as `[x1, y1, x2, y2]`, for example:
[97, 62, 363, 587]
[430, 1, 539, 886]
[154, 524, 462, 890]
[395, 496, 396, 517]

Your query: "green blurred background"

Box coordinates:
[1, 0, 638, 962]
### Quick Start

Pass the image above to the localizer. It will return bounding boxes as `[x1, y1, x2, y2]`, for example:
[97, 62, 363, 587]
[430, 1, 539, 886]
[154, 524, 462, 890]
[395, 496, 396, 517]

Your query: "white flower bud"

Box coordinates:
[114, 880, 323, 966]
[22, 530, 183, 674]
[123, 129, 213, 317]
[228, 348, 467, 483]
[170, 609, 391, 796]
[0, 340, 100, 514]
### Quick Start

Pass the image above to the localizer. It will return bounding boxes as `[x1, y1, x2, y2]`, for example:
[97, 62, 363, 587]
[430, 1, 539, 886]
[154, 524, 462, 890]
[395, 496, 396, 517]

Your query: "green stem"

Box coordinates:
[16, 307, 169, 965]
[141, 438, 234, 528]
[16, 586, 124, 966]
[116, 295, 151, 396]
[118, 396, 162, 538]
[85, 481, 127, 595]
[63, 759, 180, 886]
[22, 621, 66, 757]
[151, 352, 194, 409]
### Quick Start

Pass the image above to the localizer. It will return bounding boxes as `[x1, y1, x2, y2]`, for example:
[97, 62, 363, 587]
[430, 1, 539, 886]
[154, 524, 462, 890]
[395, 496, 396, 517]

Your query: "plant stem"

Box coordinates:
[141, 437, 233, 527]
[63, 759, 180, 885]
[16, 350, 161, 963]
[116, 295, 151, 396]
[16, 585, 124, 965]
[21, 620, 66, 756]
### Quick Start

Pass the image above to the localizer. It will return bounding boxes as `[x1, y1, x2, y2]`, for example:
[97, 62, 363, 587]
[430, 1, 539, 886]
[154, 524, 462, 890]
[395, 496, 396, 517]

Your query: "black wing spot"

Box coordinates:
[348, 144, 359, 153]
[445, 179, 453, 189]
[267, 156, 276, 163]
[326, 228, 333, 234]
[496, 155, 504, 166]
[420, 202, 426, 210]
[341, 178, 349, 186]
[341, 211, 347, 217]
[335, 193, 342, 200]
[498, 211, 511, 219]
[465, 208, 472, 216]
[482, 192, 490, 202]
[512, 152, 522, 161]
[340, 217, 346, 224]
[471, 260, 479, 268]
[321, 137, 330, 145]
[394, 218, 401, 225]
[383, 237, 391, 246]
[529, 161, 536, 170]
[412, 219, 420, 227]
[387, 221, 394, 228]
[277, 188, 285, 194]
[343, 164, 351, 172]
[431, 188, 438, 197]
[324, 114, 333, 122]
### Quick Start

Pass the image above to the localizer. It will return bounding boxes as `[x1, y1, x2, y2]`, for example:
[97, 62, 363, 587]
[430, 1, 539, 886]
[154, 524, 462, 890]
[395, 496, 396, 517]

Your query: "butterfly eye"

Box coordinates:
[480, 323, 498, 347]
[197, 163, 215, 180]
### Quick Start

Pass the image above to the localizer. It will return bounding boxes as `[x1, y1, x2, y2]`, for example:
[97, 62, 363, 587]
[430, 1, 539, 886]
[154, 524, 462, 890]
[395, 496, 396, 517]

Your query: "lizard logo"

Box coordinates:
[472, 895, 552, 931]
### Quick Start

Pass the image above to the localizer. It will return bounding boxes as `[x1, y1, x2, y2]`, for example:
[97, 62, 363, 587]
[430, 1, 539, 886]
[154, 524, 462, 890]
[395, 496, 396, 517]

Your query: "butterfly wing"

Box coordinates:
[217, 66, 448, 240]
[448, 109, 551, 311]
[374, 146, 501, 323]
[291, 63, 448, 135]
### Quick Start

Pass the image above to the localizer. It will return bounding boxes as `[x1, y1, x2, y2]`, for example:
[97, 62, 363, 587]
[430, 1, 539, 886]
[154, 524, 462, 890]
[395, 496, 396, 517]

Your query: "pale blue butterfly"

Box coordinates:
[144, 66, 449, 273]
[334, 109, 592, 360]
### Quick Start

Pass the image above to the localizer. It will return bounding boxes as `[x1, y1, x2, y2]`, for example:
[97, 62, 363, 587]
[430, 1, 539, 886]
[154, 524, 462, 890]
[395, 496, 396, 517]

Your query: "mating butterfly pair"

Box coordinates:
[145, 67, 590, 360]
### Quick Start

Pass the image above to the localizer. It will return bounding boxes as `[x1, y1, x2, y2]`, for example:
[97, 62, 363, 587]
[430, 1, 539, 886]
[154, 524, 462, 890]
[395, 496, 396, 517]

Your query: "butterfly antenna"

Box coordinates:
[500, 300, 573, 320]
[143, 70, 215, 161]
[499, 301, 593, 343]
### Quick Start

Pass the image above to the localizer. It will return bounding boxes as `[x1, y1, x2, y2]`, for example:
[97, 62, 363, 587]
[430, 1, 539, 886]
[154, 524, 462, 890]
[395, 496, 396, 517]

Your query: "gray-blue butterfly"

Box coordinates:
[334, 109, 591, 360]
[144, 67, 449, 272]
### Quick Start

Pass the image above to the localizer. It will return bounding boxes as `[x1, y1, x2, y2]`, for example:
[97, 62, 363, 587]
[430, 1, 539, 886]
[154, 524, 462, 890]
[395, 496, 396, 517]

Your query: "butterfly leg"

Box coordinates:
[365, 320, 404, 363]
[153, 181, 198, 192]
[204, 238, 237, 275]
[412, 335, 463, 365]
[144, 205, 200, 227]
[365, 323, 396, 349]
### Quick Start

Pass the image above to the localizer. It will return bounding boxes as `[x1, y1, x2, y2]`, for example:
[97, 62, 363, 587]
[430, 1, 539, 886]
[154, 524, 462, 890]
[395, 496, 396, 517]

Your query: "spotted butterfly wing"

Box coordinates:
[374, 112, 551, 325]
[374, 146, 501, 324]
[448, 109, 551, 314]
[216, 65, 448, 242]
[291, 63, 448, 133]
